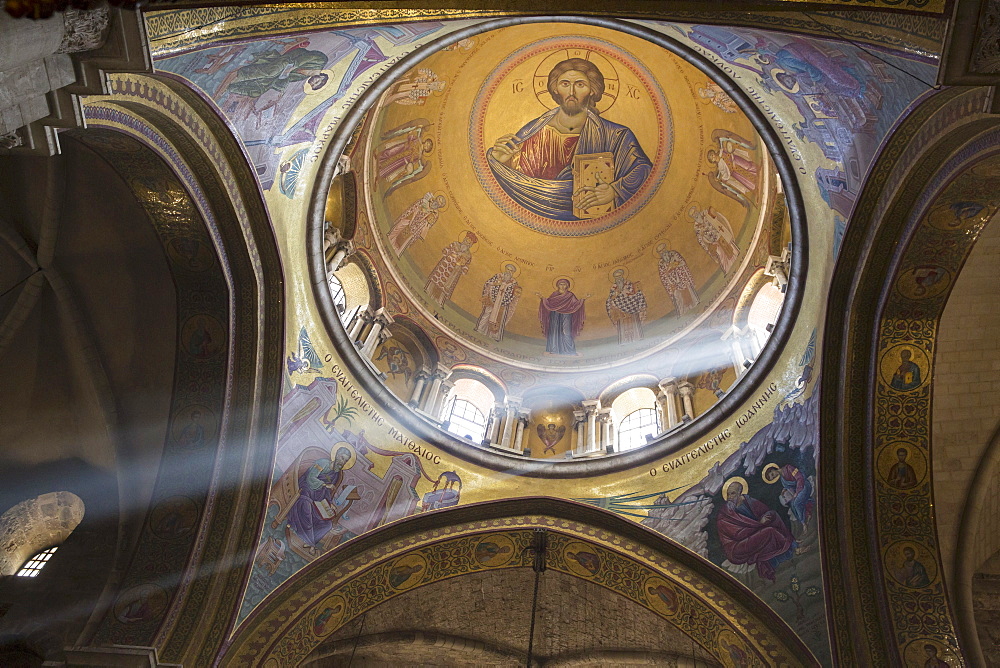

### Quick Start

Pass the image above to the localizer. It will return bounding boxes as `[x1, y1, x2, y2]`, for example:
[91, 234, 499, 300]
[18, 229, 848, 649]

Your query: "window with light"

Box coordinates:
[328, 273, 348, 319]
[618, 408, 661, 451]
[16, 546, 57, 577]
[446, 399, 488, 443]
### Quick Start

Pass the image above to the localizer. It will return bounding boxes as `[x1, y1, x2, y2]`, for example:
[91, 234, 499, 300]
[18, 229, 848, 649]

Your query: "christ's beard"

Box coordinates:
[558, 96, 589, 114]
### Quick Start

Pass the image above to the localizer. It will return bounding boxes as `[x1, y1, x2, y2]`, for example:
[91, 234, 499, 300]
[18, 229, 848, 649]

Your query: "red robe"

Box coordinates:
[716, 495, 794, 580]
[513, 126, 580, 179]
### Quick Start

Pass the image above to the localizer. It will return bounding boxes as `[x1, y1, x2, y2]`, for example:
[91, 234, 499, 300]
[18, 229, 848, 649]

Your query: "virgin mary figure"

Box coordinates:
[537, 279, 588, 355]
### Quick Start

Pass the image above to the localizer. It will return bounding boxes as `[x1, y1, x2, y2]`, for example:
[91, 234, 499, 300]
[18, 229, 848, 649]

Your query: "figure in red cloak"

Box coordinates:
[716, 480, 795, 581]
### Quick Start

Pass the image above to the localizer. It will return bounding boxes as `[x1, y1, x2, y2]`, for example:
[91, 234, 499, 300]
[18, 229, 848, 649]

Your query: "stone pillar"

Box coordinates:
[573, 409, 586, 453]
[408, 369, 429, 406]
[512, 409, 530, 453]
[488, 403, 506, 446]
[765, 249, 790, 291]
[678, 381, 695, 421]
[347, 304, 373, 342]
[598, 408, 613, 452]
[360, 308, 393, 359]
[658, 377, 680, 430]
[744, 327, 763, 358]
[420, 363, 451, 414]
[434, 379, 455, 420]
[722, 325, 749, 375]
[327, 239, 354, 274]
[582, 400, 600, 454]
[498, 397, 522, 450]
[323, 225, 342, 258]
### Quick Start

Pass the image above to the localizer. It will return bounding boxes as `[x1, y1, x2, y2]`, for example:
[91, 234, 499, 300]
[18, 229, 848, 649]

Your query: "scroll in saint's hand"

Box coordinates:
[573, 152, 615, 219]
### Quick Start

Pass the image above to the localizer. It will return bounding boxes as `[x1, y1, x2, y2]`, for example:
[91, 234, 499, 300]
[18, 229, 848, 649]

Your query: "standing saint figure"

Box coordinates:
[689, 205, 740, 274]
[374, 118, 434, 197]
[697, 81, 738, 113]
[425, 231, 477, 306]
[475, 263, 521, 341]
[706, 129, 759, 207]
[715, 479, 795, 581]
[536, 278, 588, 355]
[487, 58, 651, 220]
[384, 67, 446, 105]
[388, 192, 447, 255]
[655, 242, 699, 314]
[605, 268, 647, 344]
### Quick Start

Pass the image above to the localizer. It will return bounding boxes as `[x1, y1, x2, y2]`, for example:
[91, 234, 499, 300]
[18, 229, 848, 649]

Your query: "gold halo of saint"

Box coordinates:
[312, 593, 347, 638]
[643, 575, 680, 618]
[884, 540, 938, 589]
[552, 275, 575, 290]
[720, 476, 749, 497]
[769, 67, 800, 94]
[473, 533, 517, 567]
[495, 261, 520, 277]
[876, 442, 926, 491]
[761, 462, 781, 484]
[329, 442, 357, 471]
[387, 553, 428, 590]
[303, 68, 336, 95]
[608, 265, 631, 282]
[533, 47, 620, 114]
[114, 583, 168, 624]
[716, 628, 751, 668]
[562, 540, 602, 578]
[902, 638, 959, 667]
[878, 343, 930, 392]
[894, 264, 952, 301]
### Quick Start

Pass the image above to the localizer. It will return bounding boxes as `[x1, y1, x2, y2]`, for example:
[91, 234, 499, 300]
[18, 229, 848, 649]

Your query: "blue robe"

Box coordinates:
[487, 108, 651, 221]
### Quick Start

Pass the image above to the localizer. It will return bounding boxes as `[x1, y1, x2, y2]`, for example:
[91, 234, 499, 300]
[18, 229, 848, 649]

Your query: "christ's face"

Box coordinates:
[554, 70, 592, 114]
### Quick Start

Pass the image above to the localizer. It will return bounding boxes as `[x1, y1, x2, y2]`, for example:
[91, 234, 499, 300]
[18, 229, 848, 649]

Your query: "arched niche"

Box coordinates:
[222, 498, 814, 667]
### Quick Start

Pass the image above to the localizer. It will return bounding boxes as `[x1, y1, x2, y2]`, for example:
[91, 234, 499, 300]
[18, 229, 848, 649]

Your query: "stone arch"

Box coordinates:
[597, 373, 660, 407]
[0, 492, 84, 577]
[349, 250, 384, 312]
[449, 365, 507, 404]
[820, 85, 1000, 664]
[75, 72, 285, 666]
[223, 498, 813, 667]
[732, 269, 771, 331]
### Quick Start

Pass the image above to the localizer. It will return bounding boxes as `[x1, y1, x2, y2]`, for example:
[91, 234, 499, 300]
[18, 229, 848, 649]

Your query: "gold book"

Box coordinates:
[573, 152, 615, 219]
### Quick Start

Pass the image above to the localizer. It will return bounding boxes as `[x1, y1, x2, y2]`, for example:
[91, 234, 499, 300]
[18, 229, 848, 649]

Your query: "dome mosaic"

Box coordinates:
[323, 21, 795, 462]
